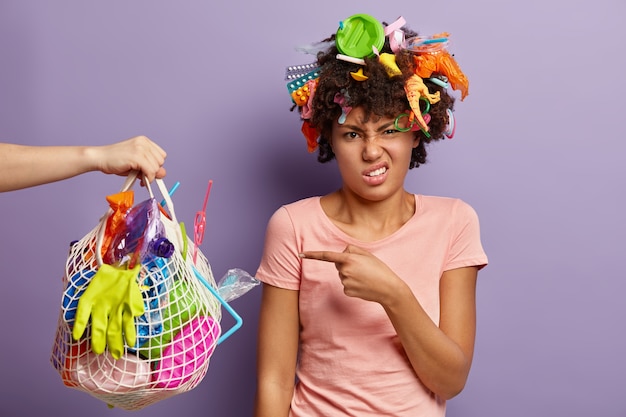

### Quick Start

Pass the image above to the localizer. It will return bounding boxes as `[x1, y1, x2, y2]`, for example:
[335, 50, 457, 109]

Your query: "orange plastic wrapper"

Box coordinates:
[414, 51, 469, 101]
[100, 190, 134, 259]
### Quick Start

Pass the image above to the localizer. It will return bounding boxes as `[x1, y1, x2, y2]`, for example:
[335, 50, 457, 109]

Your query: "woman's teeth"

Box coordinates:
[367, 167, 387, 177]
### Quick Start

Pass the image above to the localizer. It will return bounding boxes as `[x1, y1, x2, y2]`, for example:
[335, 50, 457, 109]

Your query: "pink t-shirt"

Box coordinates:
[256, 195, 488, 416]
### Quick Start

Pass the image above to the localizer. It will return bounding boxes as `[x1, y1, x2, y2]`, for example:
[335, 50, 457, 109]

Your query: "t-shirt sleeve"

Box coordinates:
[445, 200, 489, 272]
[255, 206, 302, 290]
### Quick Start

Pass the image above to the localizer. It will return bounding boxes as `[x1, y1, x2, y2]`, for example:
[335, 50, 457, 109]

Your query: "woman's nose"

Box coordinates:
[362, 137, 383, 160]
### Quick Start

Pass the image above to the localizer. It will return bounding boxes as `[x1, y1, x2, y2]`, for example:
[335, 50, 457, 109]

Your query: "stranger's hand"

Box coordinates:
[72, 264, 145, 359]
[300, 244, 402, 304]
[91, 136, 167, 183]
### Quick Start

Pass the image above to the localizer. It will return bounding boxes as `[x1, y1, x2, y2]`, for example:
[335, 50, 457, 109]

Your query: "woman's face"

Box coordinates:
[330, 107, 419, 202]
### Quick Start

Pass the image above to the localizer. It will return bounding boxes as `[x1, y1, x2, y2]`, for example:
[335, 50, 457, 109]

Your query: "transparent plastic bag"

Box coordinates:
[217, 268, 260, 303]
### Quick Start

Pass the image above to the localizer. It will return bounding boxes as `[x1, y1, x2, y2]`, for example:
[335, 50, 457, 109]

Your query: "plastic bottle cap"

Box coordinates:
[335, 14, 385, 59]
[151, 237, 174, 258]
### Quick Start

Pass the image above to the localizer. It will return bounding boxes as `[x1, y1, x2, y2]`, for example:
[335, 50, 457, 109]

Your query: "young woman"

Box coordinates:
[255, 14, 488, 416]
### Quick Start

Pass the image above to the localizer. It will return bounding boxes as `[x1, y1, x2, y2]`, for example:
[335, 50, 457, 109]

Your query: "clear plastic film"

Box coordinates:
[217, 268, 260, 302]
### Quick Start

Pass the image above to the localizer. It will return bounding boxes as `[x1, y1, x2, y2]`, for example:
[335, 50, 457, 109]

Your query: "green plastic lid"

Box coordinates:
[335, 14, 385, 59]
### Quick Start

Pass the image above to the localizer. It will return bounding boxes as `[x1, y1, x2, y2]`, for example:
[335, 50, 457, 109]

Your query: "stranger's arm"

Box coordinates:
[254, 283, 299, 417]
[0, 136, 166, 192]
[300, 245, 478, 400]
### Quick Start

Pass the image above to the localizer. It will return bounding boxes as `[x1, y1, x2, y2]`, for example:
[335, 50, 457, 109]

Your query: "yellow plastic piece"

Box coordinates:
[350, 68, 369, 81]
[72, 264, 144, 359]
[379, 53, 402, 77]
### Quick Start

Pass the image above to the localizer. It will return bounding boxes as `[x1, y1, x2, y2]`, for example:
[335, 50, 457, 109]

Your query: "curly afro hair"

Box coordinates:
[297, 24, 455, 169]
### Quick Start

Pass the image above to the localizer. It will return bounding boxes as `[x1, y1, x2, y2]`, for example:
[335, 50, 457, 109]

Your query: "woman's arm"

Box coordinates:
[300, 245, 479, 400]
[0, 136, 166, 192]
[382, 265, 478, 400]
[254, 283, 300, 417]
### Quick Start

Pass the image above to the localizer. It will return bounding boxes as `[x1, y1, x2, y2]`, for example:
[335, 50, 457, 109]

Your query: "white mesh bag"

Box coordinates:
[50, 172, 227, 410]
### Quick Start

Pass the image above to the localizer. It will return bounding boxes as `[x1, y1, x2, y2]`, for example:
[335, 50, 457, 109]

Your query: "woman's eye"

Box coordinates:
[344, 132, 359, 140]
[384, 129, 399, 135]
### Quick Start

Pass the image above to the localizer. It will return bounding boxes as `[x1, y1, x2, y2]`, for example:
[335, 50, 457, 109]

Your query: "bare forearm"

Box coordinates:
[255, 284, 299, 417]
[254, 381, 293, 417]
[0, 137, 167, 192]
[0, 144, 96, 191]
[383, 283, 473, 399]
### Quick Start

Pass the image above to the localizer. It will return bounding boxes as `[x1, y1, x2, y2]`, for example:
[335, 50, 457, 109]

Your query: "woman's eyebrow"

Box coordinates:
[338, 120, 395, 133]
[376, 121, 396, 132]
[338, 123, 364, 132]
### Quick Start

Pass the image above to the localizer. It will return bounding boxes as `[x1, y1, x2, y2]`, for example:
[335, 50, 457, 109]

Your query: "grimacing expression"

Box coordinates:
[330, 107, 418, 200]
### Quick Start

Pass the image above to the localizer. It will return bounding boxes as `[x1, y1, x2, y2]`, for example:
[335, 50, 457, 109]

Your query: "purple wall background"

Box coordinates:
[1, 1, 625, 416]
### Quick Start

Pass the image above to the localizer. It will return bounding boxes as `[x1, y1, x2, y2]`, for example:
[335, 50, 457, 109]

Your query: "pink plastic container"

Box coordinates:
[152, 316, 220, 389]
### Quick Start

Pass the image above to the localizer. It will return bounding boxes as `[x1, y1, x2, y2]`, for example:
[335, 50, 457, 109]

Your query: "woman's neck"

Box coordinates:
[321, 188, 416, 242]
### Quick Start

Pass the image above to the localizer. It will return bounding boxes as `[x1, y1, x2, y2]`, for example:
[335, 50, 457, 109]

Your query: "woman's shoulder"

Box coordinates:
[282, 195, 321, 210]
[416, 194, 479, 217]
[268, 196, 322, 222]
[264, 196, 324, 236]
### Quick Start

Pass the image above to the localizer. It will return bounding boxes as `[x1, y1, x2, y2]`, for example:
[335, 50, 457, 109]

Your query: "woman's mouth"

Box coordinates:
[363, 166, 388, 185]
[366, 167, 387, 177]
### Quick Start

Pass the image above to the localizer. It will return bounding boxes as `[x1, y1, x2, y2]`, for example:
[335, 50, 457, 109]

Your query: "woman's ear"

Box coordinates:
[412, 134, 420, 149]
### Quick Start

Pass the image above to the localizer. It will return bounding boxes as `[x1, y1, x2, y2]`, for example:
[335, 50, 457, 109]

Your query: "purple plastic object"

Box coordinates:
[105, 198, 174, 265]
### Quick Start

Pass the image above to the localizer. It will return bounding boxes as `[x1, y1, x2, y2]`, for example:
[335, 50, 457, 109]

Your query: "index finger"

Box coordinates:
[299, 251, 347, 263]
